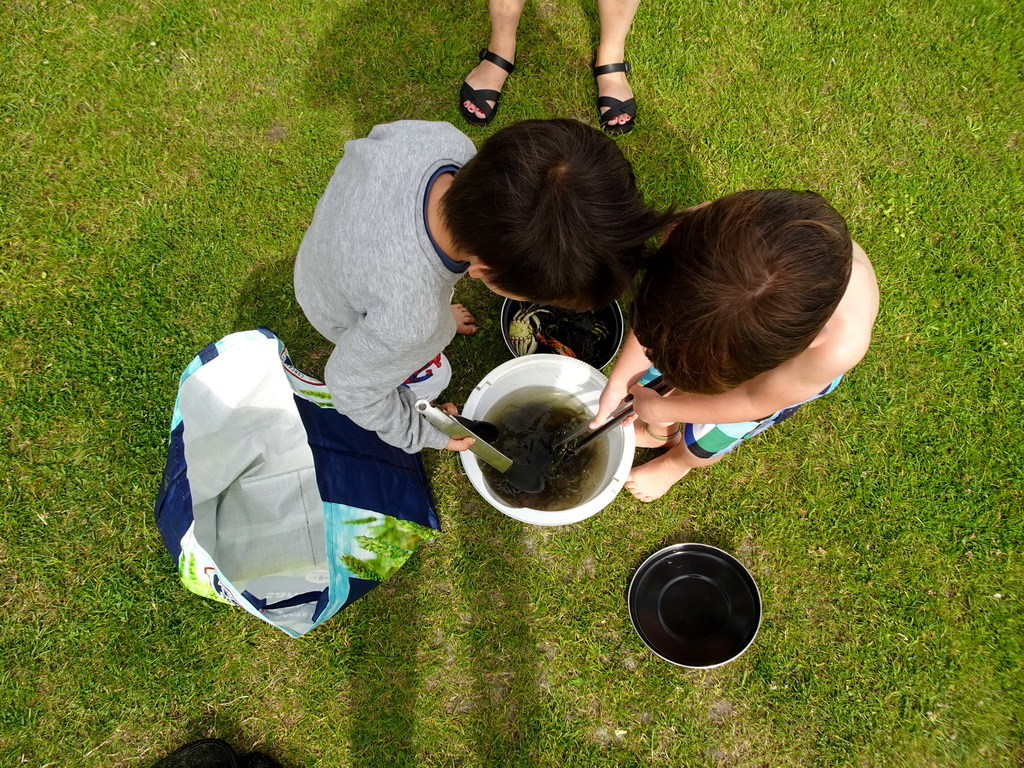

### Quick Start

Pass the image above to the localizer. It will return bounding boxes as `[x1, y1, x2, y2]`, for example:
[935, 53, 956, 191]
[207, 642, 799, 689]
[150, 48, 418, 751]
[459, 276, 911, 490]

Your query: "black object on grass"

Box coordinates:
[628, 543, 762, 667]
[500, 299, 625, 369]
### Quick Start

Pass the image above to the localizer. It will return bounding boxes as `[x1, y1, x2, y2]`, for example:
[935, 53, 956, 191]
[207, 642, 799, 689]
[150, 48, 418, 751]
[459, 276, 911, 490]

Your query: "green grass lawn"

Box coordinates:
[1, 0, 1022, 765]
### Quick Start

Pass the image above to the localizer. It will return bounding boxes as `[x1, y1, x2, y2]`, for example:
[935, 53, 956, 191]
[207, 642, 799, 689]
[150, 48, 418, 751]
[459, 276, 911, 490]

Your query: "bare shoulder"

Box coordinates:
[751, 242, 879, 407]
[810, 240, 879, 376]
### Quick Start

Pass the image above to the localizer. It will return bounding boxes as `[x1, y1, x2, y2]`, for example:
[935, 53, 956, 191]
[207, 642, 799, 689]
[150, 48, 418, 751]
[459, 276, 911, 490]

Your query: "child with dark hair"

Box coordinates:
[443, 119, 663, 310]
[295, 119, 669, 454]
[590, 189, 879, 502]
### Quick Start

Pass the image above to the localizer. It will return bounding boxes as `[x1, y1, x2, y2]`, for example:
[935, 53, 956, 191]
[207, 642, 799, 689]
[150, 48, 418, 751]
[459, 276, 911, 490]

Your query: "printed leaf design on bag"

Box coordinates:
[339, 513, 438, 582]
[355, 535, 412, 560]
[341, 554, 384, 582]
[179, 551, 231, 604]
[393, 518, 439, 540]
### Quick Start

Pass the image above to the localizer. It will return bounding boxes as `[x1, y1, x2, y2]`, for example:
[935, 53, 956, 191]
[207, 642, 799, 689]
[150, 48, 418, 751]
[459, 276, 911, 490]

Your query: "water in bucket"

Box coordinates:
[478, 386, 612, 511]
[460, 356, 635, 526]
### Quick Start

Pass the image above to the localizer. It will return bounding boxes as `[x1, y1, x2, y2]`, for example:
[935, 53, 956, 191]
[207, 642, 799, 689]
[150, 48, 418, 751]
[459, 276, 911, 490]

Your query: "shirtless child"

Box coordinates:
[590, 189, 880, 502]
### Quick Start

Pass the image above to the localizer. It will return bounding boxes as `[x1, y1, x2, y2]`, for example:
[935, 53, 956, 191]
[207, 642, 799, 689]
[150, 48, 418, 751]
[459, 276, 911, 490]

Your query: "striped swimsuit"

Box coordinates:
[639, 368, 843, 459]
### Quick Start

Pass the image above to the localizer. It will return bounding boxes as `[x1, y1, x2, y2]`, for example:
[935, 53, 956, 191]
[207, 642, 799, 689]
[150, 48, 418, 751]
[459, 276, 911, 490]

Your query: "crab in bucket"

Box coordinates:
[507, 304, 553, 355]
[506, 303, 611, 362]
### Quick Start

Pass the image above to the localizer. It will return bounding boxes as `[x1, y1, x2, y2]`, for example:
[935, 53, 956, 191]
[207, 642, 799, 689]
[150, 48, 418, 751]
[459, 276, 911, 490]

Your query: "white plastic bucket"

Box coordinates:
[459, 356, 635, 526]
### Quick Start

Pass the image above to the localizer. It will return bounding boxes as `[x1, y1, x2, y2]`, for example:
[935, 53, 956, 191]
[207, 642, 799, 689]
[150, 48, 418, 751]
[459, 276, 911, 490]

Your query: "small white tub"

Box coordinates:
[459, 356, 635, 526]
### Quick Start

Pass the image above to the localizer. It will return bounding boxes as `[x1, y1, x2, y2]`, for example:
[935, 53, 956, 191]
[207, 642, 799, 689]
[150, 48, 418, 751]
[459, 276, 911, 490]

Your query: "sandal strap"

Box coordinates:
[479, 48, 516, 75]
[597, 95, 637, 121]
[463, 85, 502, 103]
[592, 60, 631, 77]
[460, 82, 501, 117]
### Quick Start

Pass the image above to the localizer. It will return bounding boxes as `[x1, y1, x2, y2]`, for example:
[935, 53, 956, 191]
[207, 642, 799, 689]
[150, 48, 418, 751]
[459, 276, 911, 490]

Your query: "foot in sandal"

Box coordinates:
[459, 48, 515, 125]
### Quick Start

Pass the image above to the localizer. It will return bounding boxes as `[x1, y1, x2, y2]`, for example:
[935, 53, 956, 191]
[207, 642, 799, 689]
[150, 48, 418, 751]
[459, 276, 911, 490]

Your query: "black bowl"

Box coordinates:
[628, 543, 762, 668]
[500, 299, 625, 370]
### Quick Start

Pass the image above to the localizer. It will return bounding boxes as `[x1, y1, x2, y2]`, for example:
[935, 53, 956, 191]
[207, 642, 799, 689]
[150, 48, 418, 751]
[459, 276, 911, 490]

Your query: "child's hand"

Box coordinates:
[628, 382, 667, 424]
[590, 371, 648, 428]
[590, 382, 630, 429]
[437, 402, 475, 451]
[445, 436, 476, 452]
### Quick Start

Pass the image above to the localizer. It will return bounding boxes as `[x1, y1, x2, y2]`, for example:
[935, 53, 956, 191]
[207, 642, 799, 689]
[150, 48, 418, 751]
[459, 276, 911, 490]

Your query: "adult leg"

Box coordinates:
[594, 0, 641, 129]
[461, 0, 527, 121]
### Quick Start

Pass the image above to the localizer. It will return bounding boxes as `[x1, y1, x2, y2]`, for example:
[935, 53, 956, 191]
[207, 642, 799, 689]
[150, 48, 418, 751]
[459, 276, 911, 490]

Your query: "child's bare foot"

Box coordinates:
[633, 420, 682, 449]
[451, 303, 477, 335]
[625, 454, 691, 503]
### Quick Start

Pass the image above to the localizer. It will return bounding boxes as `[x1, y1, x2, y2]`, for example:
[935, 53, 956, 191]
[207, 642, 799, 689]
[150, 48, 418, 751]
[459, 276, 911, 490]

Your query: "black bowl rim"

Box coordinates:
[499, 298, 625, 370]
[627, 542, 762, 668]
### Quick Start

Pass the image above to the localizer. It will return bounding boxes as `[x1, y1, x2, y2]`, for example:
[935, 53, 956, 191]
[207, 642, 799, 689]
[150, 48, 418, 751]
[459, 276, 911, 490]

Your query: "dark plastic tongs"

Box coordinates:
[415, 400, 545, 494]
[552, 375, 672, 457]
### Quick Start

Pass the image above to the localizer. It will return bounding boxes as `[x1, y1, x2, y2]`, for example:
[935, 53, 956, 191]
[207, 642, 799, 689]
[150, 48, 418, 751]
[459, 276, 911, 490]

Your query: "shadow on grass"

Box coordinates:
[303, 0, 488, 135]
[340, 556, 431, 768]
[449, 506, 544, 767]
[231, 252, 331, 380]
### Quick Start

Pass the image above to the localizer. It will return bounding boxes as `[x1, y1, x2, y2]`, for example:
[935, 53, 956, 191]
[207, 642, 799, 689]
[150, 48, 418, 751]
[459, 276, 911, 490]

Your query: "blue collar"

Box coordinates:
[424, 165, 468, 274]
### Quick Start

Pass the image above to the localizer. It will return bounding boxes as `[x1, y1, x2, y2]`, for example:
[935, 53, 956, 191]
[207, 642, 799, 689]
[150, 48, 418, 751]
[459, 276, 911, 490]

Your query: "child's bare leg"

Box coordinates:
[625, 443, 722, 503]
[633, 419, 681, 449]
[451, 303, 477, 335]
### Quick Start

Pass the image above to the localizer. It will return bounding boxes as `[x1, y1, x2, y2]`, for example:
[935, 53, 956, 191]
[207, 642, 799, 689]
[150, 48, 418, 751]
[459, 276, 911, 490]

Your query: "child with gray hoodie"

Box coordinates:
[294, 119, 670, 453]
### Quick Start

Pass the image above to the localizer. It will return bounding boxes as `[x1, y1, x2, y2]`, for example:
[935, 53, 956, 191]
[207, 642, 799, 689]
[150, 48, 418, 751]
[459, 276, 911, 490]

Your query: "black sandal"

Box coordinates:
[459, 48, 515, 126]
[592, 61, 637, 135]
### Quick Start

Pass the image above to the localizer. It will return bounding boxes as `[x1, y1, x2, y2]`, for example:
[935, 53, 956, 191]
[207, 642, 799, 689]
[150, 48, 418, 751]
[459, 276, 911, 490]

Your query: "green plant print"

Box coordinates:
[340, 554, 384, 582]
[179, 550, 230, 604]
[339, 512, 438, 581]
[394, 517, 439, 540]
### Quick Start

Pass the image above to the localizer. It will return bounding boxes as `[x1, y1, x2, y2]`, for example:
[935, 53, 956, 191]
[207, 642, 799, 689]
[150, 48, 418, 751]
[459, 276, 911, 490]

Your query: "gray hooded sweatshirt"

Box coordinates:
[294, 121, 476, 452]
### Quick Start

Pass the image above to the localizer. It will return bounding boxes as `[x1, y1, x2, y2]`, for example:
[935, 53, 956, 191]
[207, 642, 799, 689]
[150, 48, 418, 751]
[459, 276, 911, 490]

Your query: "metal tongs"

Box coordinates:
[552, 375, 672, 456]
[415, 400, 545, 494]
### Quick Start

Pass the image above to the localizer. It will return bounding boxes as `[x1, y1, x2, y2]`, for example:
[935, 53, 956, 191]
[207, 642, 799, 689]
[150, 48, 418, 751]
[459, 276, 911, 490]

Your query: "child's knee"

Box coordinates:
[675, 443, 725, 469]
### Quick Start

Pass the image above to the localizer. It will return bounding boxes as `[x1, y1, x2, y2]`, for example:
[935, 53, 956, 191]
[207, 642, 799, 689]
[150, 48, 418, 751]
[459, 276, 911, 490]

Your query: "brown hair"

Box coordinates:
[442, 119, 673, 311]
[633, 189, 853, 394]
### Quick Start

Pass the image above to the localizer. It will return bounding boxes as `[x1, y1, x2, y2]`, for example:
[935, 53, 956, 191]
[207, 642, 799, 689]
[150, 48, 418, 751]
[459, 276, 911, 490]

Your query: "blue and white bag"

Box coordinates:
[154, 328, 440, 637]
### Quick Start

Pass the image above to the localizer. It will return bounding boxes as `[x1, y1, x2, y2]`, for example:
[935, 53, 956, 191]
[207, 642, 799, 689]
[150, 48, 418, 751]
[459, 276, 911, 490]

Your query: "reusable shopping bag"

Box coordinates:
[154, 328, 440, 637]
